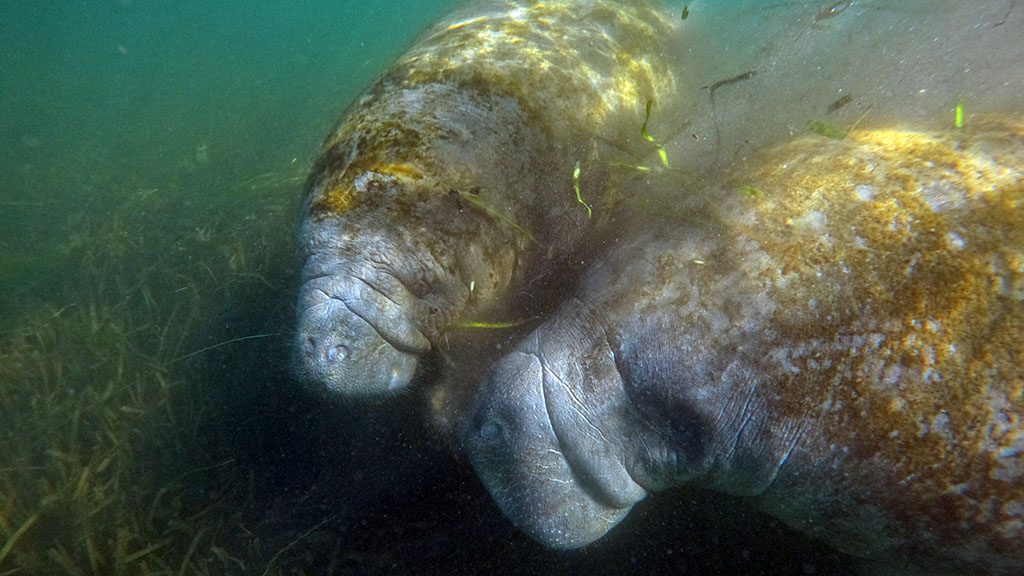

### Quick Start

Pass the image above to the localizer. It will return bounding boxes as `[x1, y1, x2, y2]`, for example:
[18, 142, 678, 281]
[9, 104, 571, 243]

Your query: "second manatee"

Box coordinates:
[464, 118, 1024, 573]
[295, 0, 683, 396]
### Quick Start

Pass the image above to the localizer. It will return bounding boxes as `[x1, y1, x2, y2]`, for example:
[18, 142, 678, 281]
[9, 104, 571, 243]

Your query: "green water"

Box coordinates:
[1, 1, 1021, 574]
[0, 0, 459, 320]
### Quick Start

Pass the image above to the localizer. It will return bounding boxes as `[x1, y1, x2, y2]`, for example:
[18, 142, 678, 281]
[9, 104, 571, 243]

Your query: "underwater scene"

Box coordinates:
[1, 0, 1022, 574]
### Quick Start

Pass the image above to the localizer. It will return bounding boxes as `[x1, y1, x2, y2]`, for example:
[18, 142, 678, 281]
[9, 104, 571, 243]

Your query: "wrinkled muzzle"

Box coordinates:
[465, 351, 637, 549]
[295, 272, 431, 396]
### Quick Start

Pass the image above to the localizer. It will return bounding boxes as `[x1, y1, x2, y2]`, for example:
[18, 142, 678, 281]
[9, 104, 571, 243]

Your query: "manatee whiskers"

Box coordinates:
[170, 332, 284, 365]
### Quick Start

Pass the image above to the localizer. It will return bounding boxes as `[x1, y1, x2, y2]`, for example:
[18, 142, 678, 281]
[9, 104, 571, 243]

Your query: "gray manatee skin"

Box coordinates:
[294, 0, 682, 396]
[465, 119, 1024, 574]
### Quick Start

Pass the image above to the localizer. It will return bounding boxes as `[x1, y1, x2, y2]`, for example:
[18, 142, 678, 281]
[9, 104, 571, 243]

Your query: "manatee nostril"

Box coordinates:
[325, 343, 349, 363]
[304, 336, 349, 365]
[303, 335, 317, 356]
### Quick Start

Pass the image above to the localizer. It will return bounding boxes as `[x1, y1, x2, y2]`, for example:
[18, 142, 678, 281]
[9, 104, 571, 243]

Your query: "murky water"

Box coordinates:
[1, 1, 1021, 574]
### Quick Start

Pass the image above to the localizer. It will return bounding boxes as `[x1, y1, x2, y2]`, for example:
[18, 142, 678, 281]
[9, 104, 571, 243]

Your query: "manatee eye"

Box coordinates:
[479, 419, 504, 443]
[469, 411, 510, 451]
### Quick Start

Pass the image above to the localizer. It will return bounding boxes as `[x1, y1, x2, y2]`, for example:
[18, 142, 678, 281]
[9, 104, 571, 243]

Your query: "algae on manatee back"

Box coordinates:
[294, 0, 687, 398]
[466, 118, 1024, 574]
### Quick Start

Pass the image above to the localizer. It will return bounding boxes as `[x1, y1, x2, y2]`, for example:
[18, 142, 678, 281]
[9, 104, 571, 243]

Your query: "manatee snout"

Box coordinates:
[295, 271, 431, 396]
[465, 349, 637, 549]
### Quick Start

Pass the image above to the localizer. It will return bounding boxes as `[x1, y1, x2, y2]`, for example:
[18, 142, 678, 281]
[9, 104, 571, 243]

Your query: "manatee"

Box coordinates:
[295, 0, 684, 396]
[464, 119, 1024, 573]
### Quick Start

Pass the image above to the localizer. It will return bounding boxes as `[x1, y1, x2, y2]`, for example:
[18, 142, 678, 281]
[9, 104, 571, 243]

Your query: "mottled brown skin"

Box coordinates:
[295, 0, 681, 396]
[465, 119, 1024, 574]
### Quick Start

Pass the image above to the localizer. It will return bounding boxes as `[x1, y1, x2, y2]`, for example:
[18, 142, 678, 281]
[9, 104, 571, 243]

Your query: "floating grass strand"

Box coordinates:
[641, 99, 670, 168]
[235, 171, 307, 191]
[572, 161, 592, 219]
[848, 105, 872, 134]
[451, 318, 532, 330]
[607, 161, 652, 173]
[458, 191, 537, 245]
